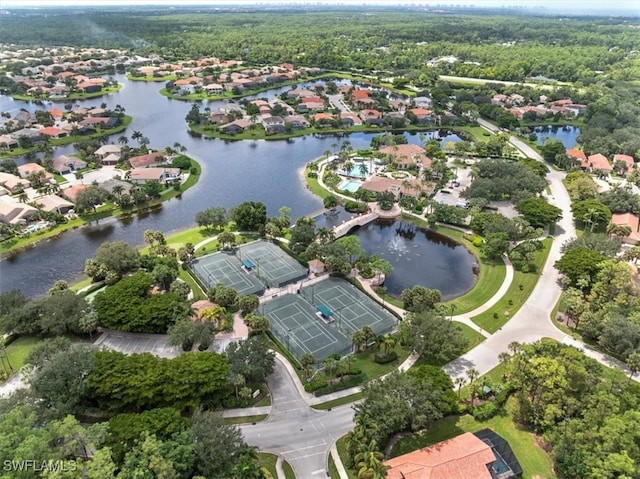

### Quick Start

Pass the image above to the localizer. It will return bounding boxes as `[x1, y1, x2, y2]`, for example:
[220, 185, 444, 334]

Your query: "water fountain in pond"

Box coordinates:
[388, 235, 409, 256]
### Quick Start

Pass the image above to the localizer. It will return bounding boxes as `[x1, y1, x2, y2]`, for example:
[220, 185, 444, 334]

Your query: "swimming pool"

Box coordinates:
[337, 162, 371, 179]
[25, 221, 49, 234]
[340, 179, 363, 193]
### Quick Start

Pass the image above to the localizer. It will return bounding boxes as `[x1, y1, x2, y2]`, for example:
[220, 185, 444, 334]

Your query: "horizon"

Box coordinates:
[2, 0, 639, 15]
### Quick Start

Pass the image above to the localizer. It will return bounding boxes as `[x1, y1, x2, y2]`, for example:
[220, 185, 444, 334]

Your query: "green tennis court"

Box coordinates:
[262, 278, 397, 363]
[190, 251, 265, 295]
[238, 240, 308, 288]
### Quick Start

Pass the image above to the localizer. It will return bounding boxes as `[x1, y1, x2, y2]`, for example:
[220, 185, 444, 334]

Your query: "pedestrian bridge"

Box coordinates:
[332, 211, 379, 238]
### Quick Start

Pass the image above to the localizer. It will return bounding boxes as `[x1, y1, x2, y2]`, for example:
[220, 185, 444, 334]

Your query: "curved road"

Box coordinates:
[240, 355, 355, 479]
[445, 120, 629, 381]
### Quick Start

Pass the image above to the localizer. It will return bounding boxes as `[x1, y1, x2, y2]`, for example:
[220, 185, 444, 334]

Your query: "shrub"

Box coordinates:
[472, 401, 501, 420]
[374, 350, 398, 364]
[313, 373, 364, 396]
[223, 396, 238, 408]
[344, 201, 367, 213]
[304, 378, 329, 392]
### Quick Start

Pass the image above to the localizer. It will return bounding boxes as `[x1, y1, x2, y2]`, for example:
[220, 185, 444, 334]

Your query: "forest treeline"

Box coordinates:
[2, 8, 640, 83]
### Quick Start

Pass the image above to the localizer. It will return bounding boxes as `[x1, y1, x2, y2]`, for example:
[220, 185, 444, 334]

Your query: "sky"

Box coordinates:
[1, 0, 639, 13]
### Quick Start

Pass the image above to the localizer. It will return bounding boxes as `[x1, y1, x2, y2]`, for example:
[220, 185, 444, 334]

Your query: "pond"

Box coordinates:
[354, 220, 478, 300]
[534, 125, 581, 149]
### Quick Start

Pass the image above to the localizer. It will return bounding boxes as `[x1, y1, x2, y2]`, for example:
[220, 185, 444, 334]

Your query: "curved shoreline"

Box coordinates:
[0, 157, 201, 257]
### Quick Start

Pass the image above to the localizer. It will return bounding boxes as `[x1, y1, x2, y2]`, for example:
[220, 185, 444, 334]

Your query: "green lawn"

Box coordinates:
[221, 414, 268, 425]
[312, 392, 363, 411]
[471, 238, 552, 333]
[456, 322, 486, 352]
[335, 435, 359, 479]
[1, 336, 40, 381]
[390, 399, 556, 479]
[258, 452, 295, 479]
[429, 225, 507, 315]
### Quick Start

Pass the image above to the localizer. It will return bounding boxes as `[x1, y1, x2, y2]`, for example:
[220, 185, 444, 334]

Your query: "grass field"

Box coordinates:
[313, 392, 363, 411]
[1, 336, 40, 382]
[221, 414, 268, 425]
[257, 453, 295, 479]
[471, 238, 552, 333]
[390, 399, 556, 479]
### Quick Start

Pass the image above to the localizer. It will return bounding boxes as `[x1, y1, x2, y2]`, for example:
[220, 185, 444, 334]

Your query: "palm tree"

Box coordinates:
[454, 376, 465, 399]
[316, 227, 335, 245]
[111, 184, 124, 200]
[342, 354, 356, 375]
[466, 367, 480, 407]
[131, 130, 143, 145]
[352, 330, 366, 353]
[382, 335, 396, 355]
[343, 161, 354, 177]
[354, 439, 385, 479]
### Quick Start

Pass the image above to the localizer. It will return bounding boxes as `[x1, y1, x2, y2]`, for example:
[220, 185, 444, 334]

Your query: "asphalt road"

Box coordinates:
[240, 357, 355, 478]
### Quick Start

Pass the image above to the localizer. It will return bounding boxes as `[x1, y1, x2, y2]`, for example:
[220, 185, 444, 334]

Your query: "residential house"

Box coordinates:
[129, 152, 168, 169]
[0, 135, 19, 150]
[286, 89, 315, 100]
[312, 113, 335, 128]
[587, 153, 613, 175]
[174, 77, 201, 95]
[204, 83, 224, 95]
[76, 81, 102, 93]
[128, 167, 181, 185]
[359, 109, 383, 126]
[95, 144, 122, 159]
[52, 155, 87, 174]
[566, 148, 588, 169]
[263, 116, 286, 135]
[100, 153, 121, 166]
[389, 99, 408, 111]
[611, 213, 640, 244]
[0, 200, 39, 225]
[284, 115, 309, 130]
[339, 112, 362, 128]
[80, 117, 118, 128]
[565, 104, 587, 117]
[613, 154, 635, 174]
[38, 126, 68, 139]
[61, 184, 87, 203]
[17, 163, 53, 182]
[219, 119, 251, 134]
[384, 430, 522, 479]
[0, 172, 30, 193]
[408, 108, 434, 125]
[379, 144, 431, 170]
[208, 109, 231, 125]
[413, 96, 433, 109]
[36, 194, 75, 214]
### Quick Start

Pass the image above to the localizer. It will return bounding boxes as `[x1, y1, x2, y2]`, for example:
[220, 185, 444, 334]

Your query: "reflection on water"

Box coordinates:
[355, 220, 477, 300]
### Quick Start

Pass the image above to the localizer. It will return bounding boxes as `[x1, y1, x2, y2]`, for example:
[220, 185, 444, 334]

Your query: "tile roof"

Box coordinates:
[384, 432, 496, 479]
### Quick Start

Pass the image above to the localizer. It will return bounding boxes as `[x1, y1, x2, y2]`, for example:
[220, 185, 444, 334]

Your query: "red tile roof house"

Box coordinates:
[384, 431, 520, 479]
[312, 113, 335, 128]
[408, 108, 435, 125]
[129, 152, 169, 169]
[566, 148, 588, 169]
[61, 184, 87, 203]
[379, 144, 432, 170]
[613, 154, 635, 175]
[611, 213, 640, 244]
[38, 126, 68, 139]
[587, 153, 613, 175]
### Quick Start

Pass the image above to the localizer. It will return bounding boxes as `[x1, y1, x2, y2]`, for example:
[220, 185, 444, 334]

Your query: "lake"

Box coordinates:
[0, 76, 463, 296]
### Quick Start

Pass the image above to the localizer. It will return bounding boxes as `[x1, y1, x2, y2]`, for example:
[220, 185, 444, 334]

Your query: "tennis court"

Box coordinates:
[303, 277, 397, 334]
[190, 251, 265, 295]
[238, 240, 308, 288]
[262, 277, 397, 363]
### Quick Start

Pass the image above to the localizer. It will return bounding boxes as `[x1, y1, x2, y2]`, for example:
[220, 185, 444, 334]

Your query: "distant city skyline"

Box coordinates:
[2, 0, 639, 14]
